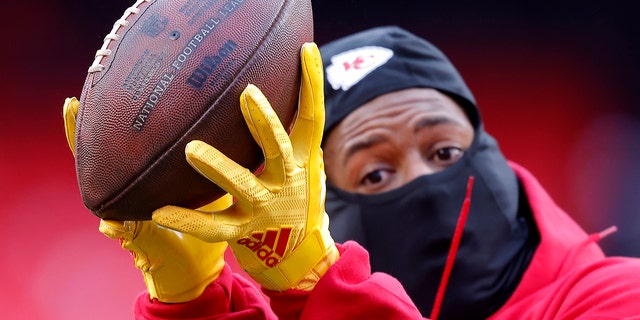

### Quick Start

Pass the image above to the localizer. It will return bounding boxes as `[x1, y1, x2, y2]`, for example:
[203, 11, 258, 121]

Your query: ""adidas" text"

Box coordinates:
[236, 237, 281, 267]
[236, 227, 292, 268]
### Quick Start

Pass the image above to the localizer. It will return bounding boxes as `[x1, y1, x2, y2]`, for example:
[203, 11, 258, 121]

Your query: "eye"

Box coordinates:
[431, 146, 465, 166]
[361, 170, 383, 185]
[359, 167, 395, 190]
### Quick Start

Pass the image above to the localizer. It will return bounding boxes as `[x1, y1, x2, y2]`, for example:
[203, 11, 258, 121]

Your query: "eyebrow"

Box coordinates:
[342, 115, 461, 166]
[343, 135, 385, 166]
[413, 116, 460, 134]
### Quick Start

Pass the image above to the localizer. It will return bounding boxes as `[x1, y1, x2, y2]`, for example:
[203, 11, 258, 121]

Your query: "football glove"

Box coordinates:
[152, 42, 339, 291]
[62, 97, 229, 303]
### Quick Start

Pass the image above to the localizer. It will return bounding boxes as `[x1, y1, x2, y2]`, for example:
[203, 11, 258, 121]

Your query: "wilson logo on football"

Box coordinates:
[236, 227, 292, 267]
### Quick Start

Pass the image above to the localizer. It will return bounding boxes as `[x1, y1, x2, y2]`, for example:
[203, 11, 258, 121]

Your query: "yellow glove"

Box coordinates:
[152, 42, 339, 292]
[63, 97, 79, 156]
[62, 97, 229, 303]
[98, 211, 228, 303]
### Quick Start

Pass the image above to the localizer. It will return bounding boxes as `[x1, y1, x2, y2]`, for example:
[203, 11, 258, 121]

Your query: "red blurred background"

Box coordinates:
[1, 1, 638, 319]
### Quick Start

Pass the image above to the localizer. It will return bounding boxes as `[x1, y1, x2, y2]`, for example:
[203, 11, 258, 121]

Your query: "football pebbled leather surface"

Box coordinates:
[75, 0, 313, 220]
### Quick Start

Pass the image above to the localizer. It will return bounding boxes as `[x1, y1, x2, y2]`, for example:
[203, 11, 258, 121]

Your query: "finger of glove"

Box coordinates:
[289, 43, 325, 164]
[289, 43, 327, 232]
[185, 139, 266, 205]
[99, 219, 127, 239]
[198, 193, 233, 211]
[241, 84, 294, 183]
[63, 97, 80, 156]
[152, 205, 243, 243]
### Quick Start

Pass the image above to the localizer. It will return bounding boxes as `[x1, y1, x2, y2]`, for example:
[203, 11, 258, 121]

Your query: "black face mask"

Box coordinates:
[326, 130, 539, 319]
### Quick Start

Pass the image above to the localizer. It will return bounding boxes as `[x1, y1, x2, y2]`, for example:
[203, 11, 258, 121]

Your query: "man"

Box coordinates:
[320, 26, 640, 319]
[63, 27, 640, 319]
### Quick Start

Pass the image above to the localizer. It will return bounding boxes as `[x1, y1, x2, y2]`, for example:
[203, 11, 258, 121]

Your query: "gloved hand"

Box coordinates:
[62, 97, 79, 156]
[152, 42, 339, 292]
[62, 97, 229, 303]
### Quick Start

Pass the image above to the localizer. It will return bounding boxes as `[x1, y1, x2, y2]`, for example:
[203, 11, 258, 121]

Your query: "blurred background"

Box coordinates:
[0, 0, 638, 318]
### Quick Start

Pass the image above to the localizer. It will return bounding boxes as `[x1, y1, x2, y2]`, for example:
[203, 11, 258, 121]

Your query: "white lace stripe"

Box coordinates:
[88, 0, 150, 73]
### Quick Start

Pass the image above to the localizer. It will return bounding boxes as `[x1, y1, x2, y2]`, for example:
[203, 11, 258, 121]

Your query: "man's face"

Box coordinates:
[323, 88, 474, 194]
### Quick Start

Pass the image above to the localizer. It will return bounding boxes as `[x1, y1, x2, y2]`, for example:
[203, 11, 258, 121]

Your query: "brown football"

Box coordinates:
[74, 0, 313, 220]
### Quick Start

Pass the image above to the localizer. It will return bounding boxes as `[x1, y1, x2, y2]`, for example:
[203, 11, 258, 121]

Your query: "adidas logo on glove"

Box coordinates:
[236, 227, 292, 267]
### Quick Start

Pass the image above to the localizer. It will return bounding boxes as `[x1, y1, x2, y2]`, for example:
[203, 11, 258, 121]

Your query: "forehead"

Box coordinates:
[325, 88, 469, 140]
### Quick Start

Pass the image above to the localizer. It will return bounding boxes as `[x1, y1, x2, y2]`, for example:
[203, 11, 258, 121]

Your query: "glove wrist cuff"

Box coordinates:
[251, 226, 337, 291]
[145, 256, 225, 303]
[141, 249, 225, 303]
[291, 242, 339, 291]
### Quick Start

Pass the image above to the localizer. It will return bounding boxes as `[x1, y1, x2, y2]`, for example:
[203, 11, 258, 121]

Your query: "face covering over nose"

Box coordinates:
[326, 130, 538, 319]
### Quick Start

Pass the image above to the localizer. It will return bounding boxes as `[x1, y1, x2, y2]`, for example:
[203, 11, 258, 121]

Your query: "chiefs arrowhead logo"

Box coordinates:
[236, 227, 292, 267]
[325, 46, 393, 91]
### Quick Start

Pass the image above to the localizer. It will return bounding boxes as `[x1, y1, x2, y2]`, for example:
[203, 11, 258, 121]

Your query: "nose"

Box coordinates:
[403, 151, 436, 183]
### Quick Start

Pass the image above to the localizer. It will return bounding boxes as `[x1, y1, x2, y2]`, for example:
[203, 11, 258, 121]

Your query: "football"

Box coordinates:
[74, 0, 313, 220]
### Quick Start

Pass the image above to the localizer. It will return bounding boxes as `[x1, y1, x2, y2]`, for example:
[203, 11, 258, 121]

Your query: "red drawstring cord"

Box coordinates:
[552, 225, 618, 279]
[590, 225, 618, 242]
[430, 176, 475, 320]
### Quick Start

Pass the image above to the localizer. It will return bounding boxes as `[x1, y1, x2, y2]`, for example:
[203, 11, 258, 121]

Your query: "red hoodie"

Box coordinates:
[489, 163, 640, 319]
[134, 163, 640, 319]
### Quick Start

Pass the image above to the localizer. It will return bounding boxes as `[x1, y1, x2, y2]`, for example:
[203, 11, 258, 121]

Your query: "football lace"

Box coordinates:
[88, 0, 151, 73]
